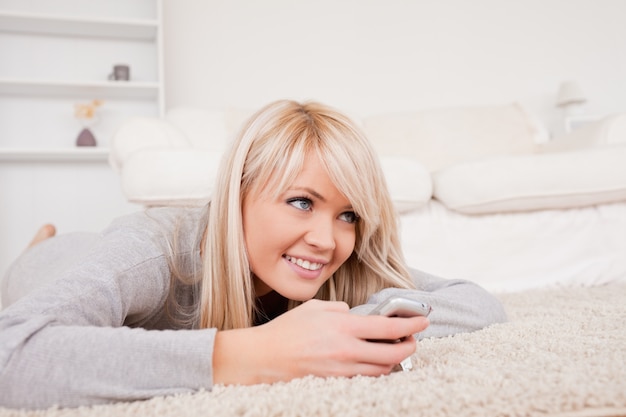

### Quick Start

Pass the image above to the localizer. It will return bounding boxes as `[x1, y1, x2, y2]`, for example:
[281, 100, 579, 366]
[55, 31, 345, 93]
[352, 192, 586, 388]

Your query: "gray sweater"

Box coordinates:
[0, 207, 506, 409]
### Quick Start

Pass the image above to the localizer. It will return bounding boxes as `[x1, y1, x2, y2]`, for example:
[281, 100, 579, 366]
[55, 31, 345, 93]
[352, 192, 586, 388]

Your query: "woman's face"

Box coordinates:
[242, 154, 358, 301]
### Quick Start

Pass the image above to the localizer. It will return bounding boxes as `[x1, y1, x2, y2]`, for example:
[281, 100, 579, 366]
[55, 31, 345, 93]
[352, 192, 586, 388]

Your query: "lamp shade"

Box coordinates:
[556, 81, 587, 107]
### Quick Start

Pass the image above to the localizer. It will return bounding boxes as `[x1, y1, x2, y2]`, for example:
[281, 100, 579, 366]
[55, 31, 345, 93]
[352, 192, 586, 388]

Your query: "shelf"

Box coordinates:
[0, 78, 160, 100]
[0, 147, 110, 163]
[0, 11, 158, 40]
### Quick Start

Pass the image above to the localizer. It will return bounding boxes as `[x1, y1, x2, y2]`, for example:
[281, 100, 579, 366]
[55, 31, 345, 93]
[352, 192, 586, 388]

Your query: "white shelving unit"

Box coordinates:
[0, 0, 156, 280]
[0, 0, 164, 162]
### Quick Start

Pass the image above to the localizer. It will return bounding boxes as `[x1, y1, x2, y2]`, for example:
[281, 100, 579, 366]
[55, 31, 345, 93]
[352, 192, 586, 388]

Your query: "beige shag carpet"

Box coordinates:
[2, 284, 625, 417]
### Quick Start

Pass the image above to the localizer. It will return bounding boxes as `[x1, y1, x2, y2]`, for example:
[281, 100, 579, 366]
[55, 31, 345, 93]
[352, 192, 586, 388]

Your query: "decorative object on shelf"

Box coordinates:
[74, 99, 103, 147]
[108, 64, 130, 81]
[76, 128, 97, 147]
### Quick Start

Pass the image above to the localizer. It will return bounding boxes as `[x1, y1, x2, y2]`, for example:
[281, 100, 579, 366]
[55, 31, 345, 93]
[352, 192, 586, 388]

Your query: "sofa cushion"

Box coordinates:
[432, 144, 626, 214]
[363, 103, 548, 172]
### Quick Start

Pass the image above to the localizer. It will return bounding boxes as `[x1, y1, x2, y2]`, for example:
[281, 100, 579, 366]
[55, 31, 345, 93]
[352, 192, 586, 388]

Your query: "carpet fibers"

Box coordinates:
[2, 284, 625, 417]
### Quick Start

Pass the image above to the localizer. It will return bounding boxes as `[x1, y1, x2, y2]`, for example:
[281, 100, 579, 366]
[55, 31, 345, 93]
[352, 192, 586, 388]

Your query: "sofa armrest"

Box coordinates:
[121, 149, 223, 206]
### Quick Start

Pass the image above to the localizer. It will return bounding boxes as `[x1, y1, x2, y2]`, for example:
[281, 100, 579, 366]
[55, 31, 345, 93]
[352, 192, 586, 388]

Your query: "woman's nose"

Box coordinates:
[303, 216, 336, 250]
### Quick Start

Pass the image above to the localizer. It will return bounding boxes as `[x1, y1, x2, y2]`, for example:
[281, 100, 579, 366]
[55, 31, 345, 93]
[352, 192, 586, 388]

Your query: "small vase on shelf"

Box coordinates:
[76, 127, 97, 147]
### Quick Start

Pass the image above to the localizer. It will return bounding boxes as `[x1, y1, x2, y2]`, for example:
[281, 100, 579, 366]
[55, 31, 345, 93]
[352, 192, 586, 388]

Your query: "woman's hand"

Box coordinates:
[212, 299, 429, 386]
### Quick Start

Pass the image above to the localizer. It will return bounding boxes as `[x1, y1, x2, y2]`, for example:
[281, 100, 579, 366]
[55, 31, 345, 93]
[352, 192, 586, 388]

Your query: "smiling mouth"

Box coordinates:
[284, 255, 324, 271]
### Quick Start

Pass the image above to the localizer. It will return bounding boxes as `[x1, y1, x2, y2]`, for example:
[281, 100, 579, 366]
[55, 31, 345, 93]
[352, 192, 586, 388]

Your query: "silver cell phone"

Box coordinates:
[369, 296, 431, 372]
[369, 296, 432, 318]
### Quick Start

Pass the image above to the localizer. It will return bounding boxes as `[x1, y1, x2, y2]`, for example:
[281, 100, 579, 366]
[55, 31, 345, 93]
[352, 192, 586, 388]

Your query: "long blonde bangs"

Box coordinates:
[199, 100, 414, 330]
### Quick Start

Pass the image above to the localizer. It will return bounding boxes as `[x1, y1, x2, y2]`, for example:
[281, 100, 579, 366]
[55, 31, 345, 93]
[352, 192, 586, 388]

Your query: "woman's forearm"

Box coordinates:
[0, 317, 216, 409]
[351, 268, 507, 339]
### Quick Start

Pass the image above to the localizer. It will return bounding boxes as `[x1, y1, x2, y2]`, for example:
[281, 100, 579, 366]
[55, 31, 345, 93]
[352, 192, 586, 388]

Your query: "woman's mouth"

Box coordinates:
[283, 255, 324, 271]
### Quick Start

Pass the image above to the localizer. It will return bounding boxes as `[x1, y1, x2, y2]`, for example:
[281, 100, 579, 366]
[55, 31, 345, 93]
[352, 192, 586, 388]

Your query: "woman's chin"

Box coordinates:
[275, 287, 321, 302]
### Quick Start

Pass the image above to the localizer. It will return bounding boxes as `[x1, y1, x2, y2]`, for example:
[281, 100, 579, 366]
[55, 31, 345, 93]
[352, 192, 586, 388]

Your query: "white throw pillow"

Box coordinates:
[433, 144, 626, 214]
[363, 103, 547, 172]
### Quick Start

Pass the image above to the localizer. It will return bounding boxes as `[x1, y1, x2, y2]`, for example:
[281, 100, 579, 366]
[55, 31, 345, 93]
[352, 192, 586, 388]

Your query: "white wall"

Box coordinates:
[163, 0, 626, 135]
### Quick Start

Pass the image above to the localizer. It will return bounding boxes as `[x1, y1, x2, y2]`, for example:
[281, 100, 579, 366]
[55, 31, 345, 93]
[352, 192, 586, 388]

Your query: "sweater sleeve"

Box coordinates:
[0, 210, 216, 410]
[351, 268, 507, 339]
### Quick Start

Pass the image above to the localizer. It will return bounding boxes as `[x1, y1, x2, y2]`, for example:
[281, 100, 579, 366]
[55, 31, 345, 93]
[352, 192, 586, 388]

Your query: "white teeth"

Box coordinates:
[285, 255, 323, 271]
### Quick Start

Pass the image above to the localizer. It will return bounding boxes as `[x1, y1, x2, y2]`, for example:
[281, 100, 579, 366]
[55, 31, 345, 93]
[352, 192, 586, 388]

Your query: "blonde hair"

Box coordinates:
[199, 100, 414, 330]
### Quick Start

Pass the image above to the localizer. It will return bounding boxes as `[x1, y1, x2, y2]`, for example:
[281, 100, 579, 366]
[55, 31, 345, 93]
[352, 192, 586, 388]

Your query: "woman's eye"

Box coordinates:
[288, 197, 312, 211]
[339, 211, 359, 224]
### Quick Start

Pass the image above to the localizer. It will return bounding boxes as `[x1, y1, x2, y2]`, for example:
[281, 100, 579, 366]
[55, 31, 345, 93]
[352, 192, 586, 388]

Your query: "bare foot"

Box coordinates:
[28, 224, 56, 248]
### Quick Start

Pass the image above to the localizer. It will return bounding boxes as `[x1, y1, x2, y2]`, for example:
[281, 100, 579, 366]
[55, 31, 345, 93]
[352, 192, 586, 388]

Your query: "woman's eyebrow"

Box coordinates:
[291, 186, 326, 202]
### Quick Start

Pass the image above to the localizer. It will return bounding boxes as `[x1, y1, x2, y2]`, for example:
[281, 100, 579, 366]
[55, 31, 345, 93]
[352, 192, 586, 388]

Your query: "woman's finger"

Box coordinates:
[349, 314, 429, 341]
[357, 334, 418, 366]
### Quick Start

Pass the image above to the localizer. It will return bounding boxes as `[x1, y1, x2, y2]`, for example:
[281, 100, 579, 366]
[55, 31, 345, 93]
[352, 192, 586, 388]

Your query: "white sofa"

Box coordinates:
[109, 103, 626, 293]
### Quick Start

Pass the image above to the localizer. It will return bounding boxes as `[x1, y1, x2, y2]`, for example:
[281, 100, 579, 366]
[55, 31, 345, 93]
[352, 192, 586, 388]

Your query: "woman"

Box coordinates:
[0, 100, 506, 409]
